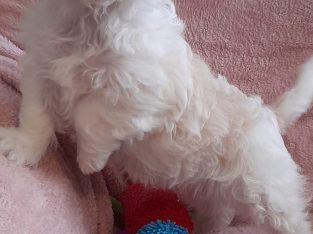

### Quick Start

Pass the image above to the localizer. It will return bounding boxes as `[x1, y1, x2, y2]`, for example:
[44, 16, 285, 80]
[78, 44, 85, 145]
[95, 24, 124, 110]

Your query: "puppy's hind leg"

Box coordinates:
[239, 155, 310, 233]
[235, 112, 311, 233]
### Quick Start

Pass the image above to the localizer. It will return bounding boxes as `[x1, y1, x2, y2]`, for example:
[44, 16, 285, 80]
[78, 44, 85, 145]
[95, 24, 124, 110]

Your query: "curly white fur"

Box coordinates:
[0, 0, 312, 233]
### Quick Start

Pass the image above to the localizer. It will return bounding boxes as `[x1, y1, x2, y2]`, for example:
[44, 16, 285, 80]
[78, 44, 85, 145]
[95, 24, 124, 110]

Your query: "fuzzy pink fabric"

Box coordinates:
[0, 1, 113, 233]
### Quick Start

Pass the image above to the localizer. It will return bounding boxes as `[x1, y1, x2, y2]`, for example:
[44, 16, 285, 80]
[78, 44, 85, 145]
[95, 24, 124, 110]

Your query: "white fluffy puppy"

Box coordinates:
[0, 0, 312, 233]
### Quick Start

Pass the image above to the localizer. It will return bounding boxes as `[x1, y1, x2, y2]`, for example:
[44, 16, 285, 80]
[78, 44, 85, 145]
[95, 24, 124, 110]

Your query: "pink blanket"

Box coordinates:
[0, 0, 312, 233]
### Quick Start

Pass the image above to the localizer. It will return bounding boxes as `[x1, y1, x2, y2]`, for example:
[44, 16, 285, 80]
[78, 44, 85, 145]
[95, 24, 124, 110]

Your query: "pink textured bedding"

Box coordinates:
[0, 0, 312, 233]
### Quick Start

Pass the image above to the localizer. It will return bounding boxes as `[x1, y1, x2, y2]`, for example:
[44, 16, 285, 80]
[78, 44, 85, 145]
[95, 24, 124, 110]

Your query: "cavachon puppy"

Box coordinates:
[0, 0, 312, 233]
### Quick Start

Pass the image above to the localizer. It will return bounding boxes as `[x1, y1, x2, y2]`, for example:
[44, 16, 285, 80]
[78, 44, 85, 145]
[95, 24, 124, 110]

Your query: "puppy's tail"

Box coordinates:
[271, 56, 313, 133]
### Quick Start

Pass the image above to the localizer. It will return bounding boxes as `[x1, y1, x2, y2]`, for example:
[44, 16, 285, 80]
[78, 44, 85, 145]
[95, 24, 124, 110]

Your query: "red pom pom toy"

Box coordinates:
[118, 184, 193, 234]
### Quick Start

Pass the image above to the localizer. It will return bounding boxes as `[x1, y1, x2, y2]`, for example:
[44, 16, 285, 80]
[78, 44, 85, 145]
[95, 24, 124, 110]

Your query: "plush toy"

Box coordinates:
[112, 184, 193, 234]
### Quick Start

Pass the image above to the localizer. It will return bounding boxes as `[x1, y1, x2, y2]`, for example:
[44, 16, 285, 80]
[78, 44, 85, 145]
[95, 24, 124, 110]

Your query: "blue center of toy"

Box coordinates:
[137, 220, 189, 234]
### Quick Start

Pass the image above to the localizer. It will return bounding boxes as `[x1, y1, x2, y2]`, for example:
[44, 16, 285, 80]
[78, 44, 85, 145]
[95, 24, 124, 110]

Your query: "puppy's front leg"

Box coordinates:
[0, 72, 54, 165]
[74, 96, 121, 174]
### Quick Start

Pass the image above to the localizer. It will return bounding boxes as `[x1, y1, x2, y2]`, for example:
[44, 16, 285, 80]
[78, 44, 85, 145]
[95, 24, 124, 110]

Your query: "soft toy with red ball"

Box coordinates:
[113, 184, 193, 234]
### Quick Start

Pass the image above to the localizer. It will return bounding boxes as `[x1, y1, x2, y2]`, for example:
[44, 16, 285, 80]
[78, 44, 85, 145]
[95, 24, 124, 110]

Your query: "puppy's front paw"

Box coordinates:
[0, 127, 45, 166]
[77, 153, 108, 175]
